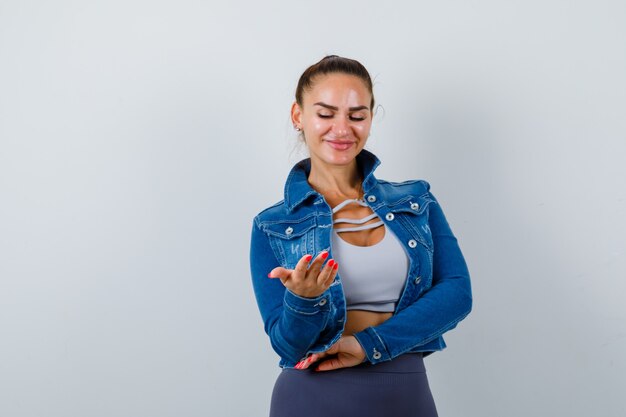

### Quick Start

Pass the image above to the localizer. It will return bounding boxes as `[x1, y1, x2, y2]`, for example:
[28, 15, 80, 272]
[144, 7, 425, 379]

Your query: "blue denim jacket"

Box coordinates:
[249, 149, 472, 368]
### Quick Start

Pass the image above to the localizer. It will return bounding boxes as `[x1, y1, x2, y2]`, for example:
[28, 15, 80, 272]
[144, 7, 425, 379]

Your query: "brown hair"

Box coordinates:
[295, 55, 375, 110]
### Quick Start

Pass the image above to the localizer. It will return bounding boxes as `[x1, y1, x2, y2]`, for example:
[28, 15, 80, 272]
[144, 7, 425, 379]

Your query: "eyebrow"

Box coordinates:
[313, 102, 369, 111]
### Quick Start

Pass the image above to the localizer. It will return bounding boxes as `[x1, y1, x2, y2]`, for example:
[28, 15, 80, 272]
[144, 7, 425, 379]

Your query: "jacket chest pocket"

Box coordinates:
[263, 215, 318, 269]
[388, 194, 435, 252]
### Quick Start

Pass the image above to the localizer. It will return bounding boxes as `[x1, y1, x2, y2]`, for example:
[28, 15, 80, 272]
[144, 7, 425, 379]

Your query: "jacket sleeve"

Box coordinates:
[249, 216, 333, 365]
[353, 187, 473, 363]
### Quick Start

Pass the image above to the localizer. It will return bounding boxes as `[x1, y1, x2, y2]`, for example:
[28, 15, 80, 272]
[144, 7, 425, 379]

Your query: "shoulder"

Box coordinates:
[377, 178, 431, 192]
[252, 199, 288, 228]
[375, 178, 433, 203]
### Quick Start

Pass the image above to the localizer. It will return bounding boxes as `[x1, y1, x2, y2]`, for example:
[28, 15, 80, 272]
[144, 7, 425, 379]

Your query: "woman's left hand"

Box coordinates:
[295, 336, 366, 371]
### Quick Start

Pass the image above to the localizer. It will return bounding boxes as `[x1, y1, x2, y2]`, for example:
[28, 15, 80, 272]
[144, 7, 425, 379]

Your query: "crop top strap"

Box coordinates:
[333, 221, 385, 233]
[331, 198, 368, 213]
[334, 212, 379, 225]
[332, 198, 384, 233]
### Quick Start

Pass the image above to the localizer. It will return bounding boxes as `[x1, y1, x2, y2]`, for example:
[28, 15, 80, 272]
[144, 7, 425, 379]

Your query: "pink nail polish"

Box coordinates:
[305, 255, 313, 262]
[328, 259, 335, 267]
[333, 262, 339, 270]
[321, 251, 329, 259]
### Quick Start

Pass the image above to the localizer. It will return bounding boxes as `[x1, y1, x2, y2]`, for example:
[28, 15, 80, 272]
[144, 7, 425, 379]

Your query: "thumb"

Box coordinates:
[268, 267, 292, 281]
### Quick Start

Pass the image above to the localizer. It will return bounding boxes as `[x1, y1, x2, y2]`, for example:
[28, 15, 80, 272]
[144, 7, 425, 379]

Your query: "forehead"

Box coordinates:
[303, 73, 371, 107]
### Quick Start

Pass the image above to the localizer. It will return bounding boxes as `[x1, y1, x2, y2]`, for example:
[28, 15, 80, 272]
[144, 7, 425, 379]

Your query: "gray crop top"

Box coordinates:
[330, 198, 410, 312]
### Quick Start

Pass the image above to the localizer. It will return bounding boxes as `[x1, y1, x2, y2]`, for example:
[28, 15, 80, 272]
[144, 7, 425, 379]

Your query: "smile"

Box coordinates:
[324, 140, 355, 151]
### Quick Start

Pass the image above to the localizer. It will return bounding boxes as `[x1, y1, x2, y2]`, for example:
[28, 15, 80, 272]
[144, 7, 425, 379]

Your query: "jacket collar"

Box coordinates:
[284, 148, 381, 213]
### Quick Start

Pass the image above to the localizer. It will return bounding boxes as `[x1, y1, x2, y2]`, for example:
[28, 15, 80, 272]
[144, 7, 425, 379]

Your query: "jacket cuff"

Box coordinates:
[353, 327, 390, 364]
[283, 288, 331, 315]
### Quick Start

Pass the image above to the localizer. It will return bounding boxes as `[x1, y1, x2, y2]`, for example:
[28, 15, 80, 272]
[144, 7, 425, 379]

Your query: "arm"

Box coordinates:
[249, 217, 335, 365]
[353, 190, 473, 363]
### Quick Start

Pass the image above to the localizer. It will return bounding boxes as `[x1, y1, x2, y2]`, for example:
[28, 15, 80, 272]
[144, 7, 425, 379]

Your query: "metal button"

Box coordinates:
[372, 350, 382, 360]
[414, 276, 422, 284]
[411, 202, 420, 210]
[408, 239, 417, 248]
[285, 226, 293, 235]
[318, 298, 327, 306]
[367, 195, 376, 203]
[385, 213, 395, 221]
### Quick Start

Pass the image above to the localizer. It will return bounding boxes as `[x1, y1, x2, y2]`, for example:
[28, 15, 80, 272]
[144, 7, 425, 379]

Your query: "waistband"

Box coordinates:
[350, 352, 425, 373]
[281, 353, 427, 386]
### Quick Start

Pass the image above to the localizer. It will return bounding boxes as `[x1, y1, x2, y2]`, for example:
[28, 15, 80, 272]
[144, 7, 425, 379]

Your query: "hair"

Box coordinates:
[295, 55, 375, 110]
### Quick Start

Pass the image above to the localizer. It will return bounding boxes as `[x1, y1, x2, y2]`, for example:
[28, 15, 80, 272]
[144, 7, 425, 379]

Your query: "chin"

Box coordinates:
[325, 151, 359, 165]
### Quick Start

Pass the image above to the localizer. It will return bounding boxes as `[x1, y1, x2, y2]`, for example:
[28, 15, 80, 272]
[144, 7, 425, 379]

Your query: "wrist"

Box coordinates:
[284, 288, 331, 314]
[347, 335, 367, 363]
[352, 328, 388, 363]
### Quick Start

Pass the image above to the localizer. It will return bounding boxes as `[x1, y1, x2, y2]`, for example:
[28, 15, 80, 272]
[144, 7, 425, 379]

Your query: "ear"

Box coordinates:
[291, 101, 302, 128]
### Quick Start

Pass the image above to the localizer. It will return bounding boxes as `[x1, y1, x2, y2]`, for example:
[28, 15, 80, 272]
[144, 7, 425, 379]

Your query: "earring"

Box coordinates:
[294, 125, 302, 131]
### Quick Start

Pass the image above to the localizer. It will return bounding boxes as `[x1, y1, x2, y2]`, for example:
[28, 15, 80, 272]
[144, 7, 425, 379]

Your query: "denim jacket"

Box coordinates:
[249, 149, 472, 368]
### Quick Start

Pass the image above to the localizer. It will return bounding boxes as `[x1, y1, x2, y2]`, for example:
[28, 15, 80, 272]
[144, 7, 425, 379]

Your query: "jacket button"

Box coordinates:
[408, 239, 417, 248]
[411, 202, 420, 210]
[367, 195, 377, 203]
[385, 213, 395, 221]
[285, 226, 293, 235]
[414, 276, 422, 284]
[318, 298, 327, 306]
[372, 350, 382, 360]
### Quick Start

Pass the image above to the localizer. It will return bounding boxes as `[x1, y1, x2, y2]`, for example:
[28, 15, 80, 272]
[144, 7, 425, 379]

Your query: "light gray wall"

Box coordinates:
[1, 1, 624, 416]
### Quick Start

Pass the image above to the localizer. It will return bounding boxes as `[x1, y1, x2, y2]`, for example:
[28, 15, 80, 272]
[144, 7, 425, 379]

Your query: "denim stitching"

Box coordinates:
[284, 302, 323, 316]
[370, 327, 390, 359]
[262, 211, 317, 225]
[405, 309, 471, 351]
[267, 235, 286, 266]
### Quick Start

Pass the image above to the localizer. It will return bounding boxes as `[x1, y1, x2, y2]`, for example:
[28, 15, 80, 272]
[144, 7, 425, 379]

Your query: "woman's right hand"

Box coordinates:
[267, 251, 339, 298]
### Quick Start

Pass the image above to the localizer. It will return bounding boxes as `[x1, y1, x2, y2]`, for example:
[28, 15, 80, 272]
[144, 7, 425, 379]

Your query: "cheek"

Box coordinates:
[310, 120, 332, 133]
[353, 123, 370, 137]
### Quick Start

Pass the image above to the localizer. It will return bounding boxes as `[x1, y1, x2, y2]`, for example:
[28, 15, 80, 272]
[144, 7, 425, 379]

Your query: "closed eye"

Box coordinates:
[317, 114, 366, 121]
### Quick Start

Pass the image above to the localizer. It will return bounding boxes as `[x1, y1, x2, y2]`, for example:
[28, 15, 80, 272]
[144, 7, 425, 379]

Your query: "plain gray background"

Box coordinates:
[1, 1, 625, 416]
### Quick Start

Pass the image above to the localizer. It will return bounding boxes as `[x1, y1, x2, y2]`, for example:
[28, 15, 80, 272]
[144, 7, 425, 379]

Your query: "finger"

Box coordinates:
[319, 260, 339, 288]
[315, 356, 347, 372]
[294, 357, 312, 370]
[317, 258, 337, 287]
[306, 250, 330, 279]
[328, 261, 339, 286]
[292, 254, 313, 282]
[295, 352, 325, 370]
[267, 267, 292, 285]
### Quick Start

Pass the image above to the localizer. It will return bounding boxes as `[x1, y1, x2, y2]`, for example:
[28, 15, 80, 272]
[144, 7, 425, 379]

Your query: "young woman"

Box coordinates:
[249, 55, 472, 417]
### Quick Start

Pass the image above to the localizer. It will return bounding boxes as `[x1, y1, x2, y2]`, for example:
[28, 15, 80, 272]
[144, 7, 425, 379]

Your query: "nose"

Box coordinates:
[332, 117, 350, 137]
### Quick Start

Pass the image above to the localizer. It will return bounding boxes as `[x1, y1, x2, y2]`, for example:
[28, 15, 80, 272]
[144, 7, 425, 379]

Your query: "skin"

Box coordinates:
[269, 73, 393, 371]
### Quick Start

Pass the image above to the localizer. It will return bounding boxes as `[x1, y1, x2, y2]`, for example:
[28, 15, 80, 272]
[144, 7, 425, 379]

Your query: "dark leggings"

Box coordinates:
[269, 353, 438, 417]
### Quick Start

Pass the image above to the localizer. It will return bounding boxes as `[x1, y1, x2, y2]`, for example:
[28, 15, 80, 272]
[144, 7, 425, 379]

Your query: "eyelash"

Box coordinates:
[318, 114, 365, 121]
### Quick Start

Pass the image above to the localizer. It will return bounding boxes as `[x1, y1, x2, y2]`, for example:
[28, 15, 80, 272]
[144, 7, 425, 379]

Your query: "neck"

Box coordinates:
[307, 157, 363, 200]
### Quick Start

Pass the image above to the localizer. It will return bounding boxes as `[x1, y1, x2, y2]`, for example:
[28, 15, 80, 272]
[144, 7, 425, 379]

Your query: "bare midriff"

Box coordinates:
[343, 310, 393, 336]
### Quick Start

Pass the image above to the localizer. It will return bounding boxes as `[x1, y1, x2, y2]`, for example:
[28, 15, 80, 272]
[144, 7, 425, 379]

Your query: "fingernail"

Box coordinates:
[333, 262, 339, 270]
[267, 273, 273, 278]
[305, 255, 313, 262]
[321, 251, 329, 259]
[328, 259, 335, 267]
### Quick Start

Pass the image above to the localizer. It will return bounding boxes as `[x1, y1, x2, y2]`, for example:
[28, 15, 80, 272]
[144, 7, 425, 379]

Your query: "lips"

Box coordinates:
[325, 140, 355, 151]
